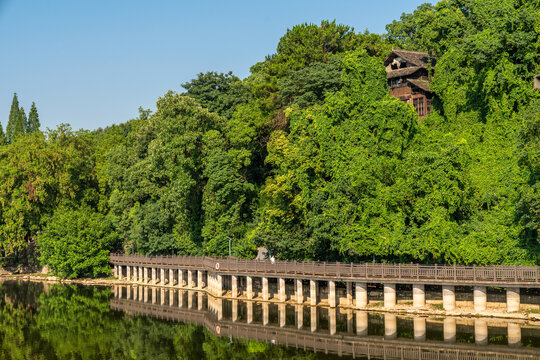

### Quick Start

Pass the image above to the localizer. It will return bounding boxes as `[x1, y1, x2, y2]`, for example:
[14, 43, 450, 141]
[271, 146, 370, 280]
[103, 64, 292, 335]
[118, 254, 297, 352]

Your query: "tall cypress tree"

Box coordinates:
[27, 102, 40, 133]
[15, 107, 27, 139]
[6, 93, 20, 143]
[0, 121, 6, 145]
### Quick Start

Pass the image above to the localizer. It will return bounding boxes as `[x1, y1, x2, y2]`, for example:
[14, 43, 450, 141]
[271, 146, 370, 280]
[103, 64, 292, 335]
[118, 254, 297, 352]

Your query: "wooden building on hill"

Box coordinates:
[385, 49, 435, 119]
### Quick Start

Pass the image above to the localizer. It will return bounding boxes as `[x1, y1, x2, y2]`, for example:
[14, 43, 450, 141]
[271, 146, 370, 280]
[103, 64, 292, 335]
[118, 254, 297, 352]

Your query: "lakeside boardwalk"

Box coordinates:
[110, 254, 540, 313]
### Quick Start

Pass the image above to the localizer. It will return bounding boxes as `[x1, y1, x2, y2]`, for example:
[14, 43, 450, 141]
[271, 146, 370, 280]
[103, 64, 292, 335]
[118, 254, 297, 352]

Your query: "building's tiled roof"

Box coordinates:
[384, 49, 435, 67]
[408, 78, 431, 92]
[386, 66, 423, 79]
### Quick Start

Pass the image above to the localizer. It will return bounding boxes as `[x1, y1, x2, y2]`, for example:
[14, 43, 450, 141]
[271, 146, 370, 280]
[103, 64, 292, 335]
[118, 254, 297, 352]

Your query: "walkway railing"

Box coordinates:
[110, 253, 540, 285]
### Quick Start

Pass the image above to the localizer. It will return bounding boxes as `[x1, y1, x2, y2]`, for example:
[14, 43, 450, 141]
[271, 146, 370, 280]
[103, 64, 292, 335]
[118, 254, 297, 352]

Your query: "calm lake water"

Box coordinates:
[1, 280, 540, 359]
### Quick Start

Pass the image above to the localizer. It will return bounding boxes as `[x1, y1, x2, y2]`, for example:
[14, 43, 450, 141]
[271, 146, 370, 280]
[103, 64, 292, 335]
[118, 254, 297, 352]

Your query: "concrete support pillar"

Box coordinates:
[262, 277, 269, 301]
[442, 285, 456, 311]
[475, 319, 488, 345]
[296, 305, 303, 329]
[247, 301, 253, 324]
[310, 280, 317, 306]
[215, 274, 223, 297]
[144, 267, 148, 284]
[507, 287, 520, 313]
[114, 265, 118, 278]
[169, 269, 174, 286]
[356, 312, 368, 336]
[414, 317, 426, 341]
[126, 266, 131, 281]
[187, 270, 194, 288]
[296, 279, 303, 304]
[329, 308, 336, 335]
[138, 267, 142, 283]
[246, 276, 253, 299]
[355, 282, 368, 308]
[384, 283, 396, 309]
[328, 280, 336, 308]
[384, 314, 397, 339]
[346, 282, 353, 306]
[474, 286, 487, 312]
[178, 270, 184, 287]
[197, 270, 204, 289]
[310, 306, 317, 332]
[160, 268, 165, 285]
[508, 323, 521, 346]
[118, 265, 123, 280]
[232, 300, 238, 322]
[279, 278, 286, 302]
[444, 318, 456, 343]
[151, 268, 157, 285]
[279, 303, 286, 327]
[262, 303, 269, 325]
[413, 284, 425, 308]
[232, 275, 238, 298]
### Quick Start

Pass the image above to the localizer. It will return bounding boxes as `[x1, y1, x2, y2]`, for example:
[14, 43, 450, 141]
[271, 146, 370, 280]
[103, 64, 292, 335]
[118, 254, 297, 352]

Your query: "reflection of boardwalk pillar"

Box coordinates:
[346, 282, 353, 306]
[356, 312, 368, 336]
[356, 283, 368, 307]
[347, 310, 353, 334]
[443, 285, 456, 311]
[328, 281, 336, 308]
[169, 269, 174, 286]
[197, 270, 204, 289]
[474, 286, 487, 312]
[329, 308, 336, 335]
[247, 301, 253, 324]
[413, 284, 425, 308]
[246, 276, 253, 299]
[279, 304, 286, 327]
[384, 284, 396, 309]
[384, 314, 397, 339]
[414, 317, 426, 341]
[144, 287, 148, 303]
[262, 303, 269, 325]
[296, 279, 303, 303]
[475, 319, 488, 345]
[443, 318, 456, 342]
[508, 323, 521, 346]
[310, 280, 317, 306]
[188, 291, 193, 309]
[139, 286, 144, 301]
[160, 288, 165, 305]
[296, 305, 303, 329]
[152, 288, 157, 304]
[160, 268, 165, 285]
[169, 288, 174, 306]
[178, 290, 184, 307]
[507, 288, 520, 312]
[198, 292, 204, 311]
[262, 277, 269, 301]
[310, 306, 317, 332]
[232, 276, 238, 298]
[127, 286, 131, 300]
[216, 298, 223, 320]
[232, 300, 238, 322]
[279, 278, 286, 302]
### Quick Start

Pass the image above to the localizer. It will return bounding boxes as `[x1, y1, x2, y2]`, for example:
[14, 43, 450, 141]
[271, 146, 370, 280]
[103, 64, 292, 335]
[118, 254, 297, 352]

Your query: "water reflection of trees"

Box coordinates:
[0, 282, 331, 359]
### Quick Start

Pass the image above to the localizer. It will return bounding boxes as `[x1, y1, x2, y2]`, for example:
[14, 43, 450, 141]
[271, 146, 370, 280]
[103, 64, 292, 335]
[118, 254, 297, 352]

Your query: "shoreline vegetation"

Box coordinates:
[0, 0, 538, 280]
[3, 275, 540, 322]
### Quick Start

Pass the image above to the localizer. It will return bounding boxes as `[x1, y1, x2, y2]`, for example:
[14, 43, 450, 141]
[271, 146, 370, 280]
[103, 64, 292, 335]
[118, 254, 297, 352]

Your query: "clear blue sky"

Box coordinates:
[0, 0, 427, 131]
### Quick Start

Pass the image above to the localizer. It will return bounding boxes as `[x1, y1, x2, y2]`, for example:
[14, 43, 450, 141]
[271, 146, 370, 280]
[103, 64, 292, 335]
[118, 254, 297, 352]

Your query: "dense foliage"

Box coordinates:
[1, 0, 539, 277]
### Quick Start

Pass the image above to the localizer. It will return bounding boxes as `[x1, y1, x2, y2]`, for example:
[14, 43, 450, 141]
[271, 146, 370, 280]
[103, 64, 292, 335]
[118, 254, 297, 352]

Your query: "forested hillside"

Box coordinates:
[1, 0, 539, 278]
